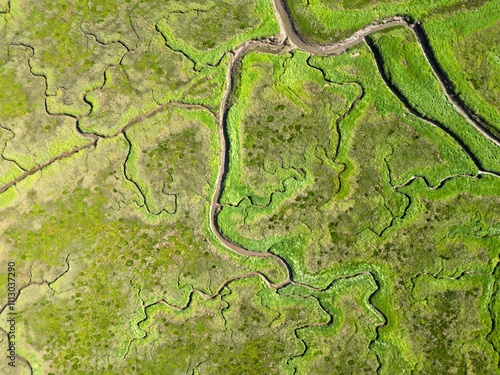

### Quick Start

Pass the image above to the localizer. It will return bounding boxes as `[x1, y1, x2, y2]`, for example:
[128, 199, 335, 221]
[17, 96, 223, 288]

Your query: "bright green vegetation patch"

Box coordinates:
[285, 0, 488, 43]
[424, 0, 500, 133]
[368, 175, 500, 371]
[407, 273, 497, 374]
[368, 26, 500, 173]
[156, 0, 279, 67]
[310, 43, 478, 188]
